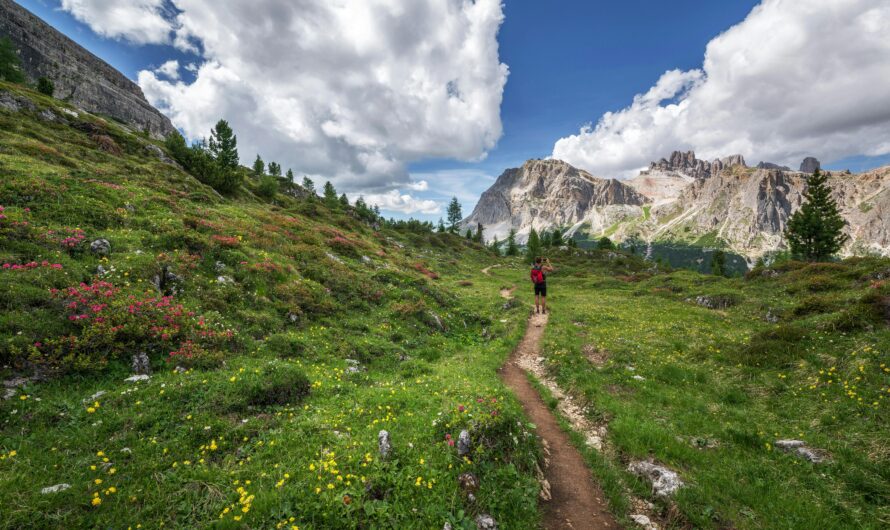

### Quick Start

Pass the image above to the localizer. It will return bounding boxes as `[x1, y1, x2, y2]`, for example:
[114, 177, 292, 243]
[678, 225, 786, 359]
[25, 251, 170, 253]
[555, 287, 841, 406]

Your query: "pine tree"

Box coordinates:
[268, 162, 282, 177]
[710, 250, 726, 276]
[339, 193, 349, 207]
[302, 177, 316, 195]
[474, 223, 484, 243]
[286, 169, 295, 182]
[437, 218, 446, 233]
[208, 119, 239, 170]
[323, 181, 338, 206]
[506, 229, 518, 256]
[597, 236, 614, 250]
[526, 228, 542, 261]
[490, 236, 501, 256]
[37, 77, 55, 97]
[446, 197, 462, 233]
[550, 228, 564, 247]
[0, 37, 25, 84]
[784, 169, 847, 261]
[465, 228, 473, 239]
[252, 155, 265, 177]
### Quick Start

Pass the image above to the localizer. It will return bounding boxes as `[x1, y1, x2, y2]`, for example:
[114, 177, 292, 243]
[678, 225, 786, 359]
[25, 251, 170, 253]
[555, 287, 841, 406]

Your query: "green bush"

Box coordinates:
[243, 365, 310, 408]
[737, 325, 807, 367]
[264, 332, 308, 358]
[36, 77, 54, 97]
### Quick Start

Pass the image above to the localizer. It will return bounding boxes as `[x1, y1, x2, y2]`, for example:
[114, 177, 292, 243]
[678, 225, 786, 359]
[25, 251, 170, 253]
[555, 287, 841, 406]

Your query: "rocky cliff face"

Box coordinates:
[462, 159, 646, 242]
[468, 151, 890, 260]
[0, 0, 174, 138]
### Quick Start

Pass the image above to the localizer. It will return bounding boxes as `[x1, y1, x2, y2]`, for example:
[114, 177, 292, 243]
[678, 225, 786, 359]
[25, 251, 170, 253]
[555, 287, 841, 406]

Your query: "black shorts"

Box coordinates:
[534, 282, 547, 296]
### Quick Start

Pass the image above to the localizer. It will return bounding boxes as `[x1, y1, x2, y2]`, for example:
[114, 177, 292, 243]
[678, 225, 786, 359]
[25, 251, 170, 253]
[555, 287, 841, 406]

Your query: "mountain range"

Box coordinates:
[464, 152, 890, 261]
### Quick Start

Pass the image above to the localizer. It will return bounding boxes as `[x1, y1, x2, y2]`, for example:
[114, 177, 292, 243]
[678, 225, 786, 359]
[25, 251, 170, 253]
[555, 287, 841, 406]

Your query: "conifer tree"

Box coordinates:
[323, 181, 338, 206]
[208, 119, 239, 170]
[437, 218, 446, 233]
[339, 193, 349, 207]
[784, 169, 847, 261]
[506, 229, 518, 256]
[252, 155, 265, 177]
[0, 37, 25, 84]
[474, 223, 484, 243]
[490, 236, 501, 256]
[37, 77, 54, 97]
[268, 162, 282, 177]
[286, 169, 295, 182]
[526, 228, 542, 261]
[446, 197, 462, 233]
[302, 177, 316, 195]
[465, 228, 473, 239]
[597, 236, 614, 250]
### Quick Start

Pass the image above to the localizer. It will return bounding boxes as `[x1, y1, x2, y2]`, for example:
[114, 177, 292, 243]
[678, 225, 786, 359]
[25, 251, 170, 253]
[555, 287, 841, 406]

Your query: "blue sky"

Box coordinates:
[16, 0, 890, 221]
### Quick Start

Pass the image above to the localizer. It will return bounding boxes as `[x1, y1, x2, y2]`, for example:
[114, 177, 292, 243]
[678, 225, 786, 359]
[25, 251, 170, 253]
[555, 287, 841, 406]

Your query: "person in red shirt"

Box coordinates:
[530, 257, 554, 314]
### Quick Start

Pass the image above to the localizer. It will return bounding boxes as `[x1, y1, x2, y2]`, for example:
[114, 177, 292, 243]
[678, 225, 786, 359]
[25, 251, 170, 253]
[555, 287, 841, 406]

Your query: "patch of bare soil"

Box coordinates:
[582, 344, 610, 367]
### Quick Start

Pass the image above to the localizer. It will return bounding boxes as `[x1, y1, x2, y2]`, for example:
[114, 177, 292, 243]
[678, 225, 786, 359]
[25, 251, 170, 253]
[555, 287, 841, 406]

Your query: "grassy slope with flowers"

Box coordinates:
[499, 253, 889, 529]
[0, 81, 541, 529]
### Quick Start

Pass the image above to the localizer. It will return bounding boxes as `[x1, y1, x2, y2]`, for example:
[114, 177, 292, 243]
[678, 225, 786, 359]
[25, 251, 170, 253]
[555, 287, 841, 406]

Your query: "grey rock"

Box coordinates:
[647, 150, 745, 180]
[124, 374, 150, 382]
[457, 430, 471, 457]
[757, 161, 791, 171]
[630, 514, 656, 529]
[144, 144, 177, 165]
[83, 390, 106, 403]
[765, 309, 780, 323]
[214, 261, 227, 272]
[632, 375, 646, 381]
[96, 265, 107, 276]
[458, 471, 479, 493]
[775, 439, 827, 463]
[443, 523, 453, 530]
[378, 430, 392, 460]
[89, 239, 111, 255]
[361, 255, 371, 264]
[151, 266, 182, 296]
[40, 483, 71, 494]
[0, 1, 175, 138]
[216, 276, 234, 284]
[694, 295, 737, 310]
[628, 460, 684, 497]
[345, 359, 363, 375]
[38, 109, 59, 122]
[0, 90, 36, 112]
[474, 514, 498, 530]
[131, 352, 151, 375]
[800, 157, 821, 174]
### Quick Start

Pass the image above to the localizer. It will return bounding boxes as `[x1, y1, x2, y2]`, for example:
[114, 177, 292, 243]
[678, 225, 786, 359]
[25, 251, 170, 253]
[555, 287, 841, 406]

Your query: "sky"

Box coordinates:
[16, 0, 890, 221]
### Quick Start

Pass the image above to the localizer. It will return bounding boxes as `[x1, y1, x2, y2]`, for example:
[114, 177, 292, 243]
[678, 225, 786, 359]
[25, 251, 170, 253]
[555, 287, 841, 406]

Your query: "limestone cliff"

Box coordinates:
[0, 0, 174, 138]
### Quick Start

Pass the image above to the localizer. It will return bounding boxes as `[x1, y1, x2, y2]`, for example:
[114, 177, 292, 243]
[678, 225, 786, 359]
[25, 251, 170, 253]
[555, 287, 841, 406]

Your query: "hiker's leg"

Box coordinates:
[534, 294, 540, 312]
[541, 295, 546, 313]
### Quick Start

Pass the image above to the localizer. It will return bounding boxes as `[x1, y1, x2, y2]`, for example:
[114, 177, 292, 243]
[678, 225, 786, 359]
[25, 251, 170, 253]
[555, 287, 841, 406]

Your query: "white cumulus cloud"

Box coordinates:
[62, 0, 509, 194]
[356, 190, 441, 216]
[552, 0, 890, 177]
[154, 59, 180, 80]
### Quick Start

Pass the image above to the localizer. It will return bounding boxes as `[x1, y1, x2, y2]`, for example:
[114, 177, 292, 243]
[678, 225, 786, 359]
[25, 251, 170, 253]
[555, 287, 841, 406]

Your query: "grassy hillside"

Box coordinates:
[0, 82, 540, 529]
[479, 255, 889, 528]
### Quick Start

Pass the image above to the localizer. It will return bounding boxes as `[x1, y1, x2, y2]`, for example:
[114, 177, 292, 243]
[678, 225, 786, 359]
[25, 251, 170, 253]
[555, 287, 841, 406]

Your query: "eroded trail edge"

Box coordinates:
[499, 313, 619, 530]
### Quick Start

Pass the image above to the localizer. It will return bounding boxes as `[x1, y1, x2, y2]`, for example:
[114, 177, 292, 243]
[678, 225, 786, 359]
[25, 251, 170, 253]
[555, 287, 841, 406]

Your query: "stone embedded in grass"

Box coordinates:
[628, 460, 684, 497]
[124, 374, 150, 382]
[474, 514, 498, 530]
[458, 472, 479, 494]
[632, 375, 646, 381]
[775, 440, 827, 463]
[40, 483, 71, 494]
[345, 359, 363, 375]
[457, 430, 471, 457]
[765, 309, 780, 323]
[131, 352, 151, 375]
[693, 294, 738, 310]
[378, 430, 391, 460]
[89, 239, 111, 255]
[83, 390, 106, 403]
[630, 514, 657, 529]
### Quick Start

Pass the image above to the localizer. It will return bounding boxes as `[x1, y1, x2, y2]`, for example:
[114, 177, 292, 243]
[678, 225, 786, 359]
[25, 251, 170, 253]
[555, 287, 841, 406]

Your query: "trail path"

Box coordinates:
[499, 286, 516, 299]
[500, 310, 619, 530]
[481, 264, 501, 276]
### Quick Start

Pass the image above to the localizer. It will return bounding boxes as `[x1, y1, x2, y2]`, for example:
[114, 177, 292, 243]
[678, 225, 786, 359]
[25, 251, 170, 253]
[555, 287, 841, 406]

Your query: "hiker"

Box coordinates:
[530, 257, 554, 314]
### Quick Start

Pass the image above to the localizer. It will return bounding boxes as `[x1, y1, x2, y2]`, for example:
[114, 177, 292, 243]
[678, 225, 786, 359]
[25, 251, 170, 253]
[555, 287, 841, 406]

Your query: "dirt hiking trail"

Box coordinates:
[500, 312, 619, 530]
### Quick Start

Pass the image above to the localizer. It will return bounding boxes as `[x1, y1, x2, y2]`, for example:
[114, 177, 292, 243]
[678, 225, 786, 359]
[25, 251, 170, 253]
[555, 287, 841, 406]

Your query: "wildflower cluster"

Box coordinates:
[28, 280, 235, 371]
[211, 234, 241, 247]
[219, 483, 254, 522]
[44, 227, 87, 249]
[2, 261, 63, 271]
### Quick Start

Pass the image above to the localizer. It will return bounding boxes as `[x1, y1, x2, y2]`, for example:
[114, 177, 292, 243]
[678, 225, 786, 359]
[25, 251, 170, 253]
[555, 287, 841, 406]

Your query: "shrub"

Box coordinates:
[243, 365, 310, 408]
[257, 174, 278, 199]
[792, 295, 840, 317]
[36, 77, 54, 97]
[264, 332, 309, 358]
[737, 325, 807, 367]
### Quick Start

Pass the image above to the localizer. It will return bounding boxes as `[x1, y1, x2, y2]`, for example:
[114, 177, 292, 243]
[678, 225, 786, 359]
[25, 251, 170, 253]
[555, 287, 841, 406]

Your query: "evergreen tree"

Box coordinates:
[465, 228, 473, 239]
[490, 236, 501, 256]
[37, 77, 54, 97]
[252, 155, 265, 177]
[208, 119, 239, 170]
[437, 218, 446, 233]
[373, 205, 381, 217]
[784, 169, 847, 261]
[550, 228, 564, 247]
[710, 250, 726, 276]
[286, 169, 295, 182]
[597, 236, 614, 250]
[323, 181, 338, 206]
[540, 231, 552, 248]
[526, 228, 542, 261]
[302, 177, 316, 195]
[474, 223, 484, 243]
[268, 162, 282, 177]
[339, 193, 349, 207]
[506, 229, 518, 256]
[446, 197, 462, 233]
[0, 37, 25, 84]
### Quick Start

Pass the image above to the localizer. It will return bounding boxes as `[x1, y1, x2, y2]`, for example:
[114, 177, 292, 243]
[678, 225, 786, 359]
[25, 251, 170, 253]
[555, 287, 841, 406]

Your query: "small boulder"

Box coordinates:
[765, 309, 780, 324]
[131, 352, 151, 375]
[124, 374, 150, 382]
[378, 430, 392, 460]
[90, 239, 111, 255]
[632, 375, 646, 381]
[775, 439, 827, 463]
[40, 483, 71, 494]
[474, 514, 498, 530]
[628, 460, 684, 497]
[457, 472, 479, 494]
[457, 430, 471, 457]
[38, 109, 59, 122]
[630, 514, 657, 529]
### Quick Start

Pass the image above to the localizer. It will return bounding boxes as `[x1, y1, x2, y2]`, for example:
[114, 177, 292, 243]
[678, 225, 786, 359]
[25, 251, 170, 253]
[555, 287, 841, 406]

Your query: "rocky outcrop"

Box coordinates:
[800, 157, 821, 174]
[757, 161, 791, 171]
[645, 150, 746, 180]
[0, 0, 174, 138]
[462, 159, 646, 242]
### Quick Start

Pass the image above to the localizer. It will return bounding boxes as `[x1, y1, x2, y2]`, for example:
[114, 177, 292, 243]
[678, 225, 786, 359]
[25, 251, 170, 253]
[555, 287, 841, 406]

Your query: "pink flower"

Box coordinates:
[458, 405, 465, 413]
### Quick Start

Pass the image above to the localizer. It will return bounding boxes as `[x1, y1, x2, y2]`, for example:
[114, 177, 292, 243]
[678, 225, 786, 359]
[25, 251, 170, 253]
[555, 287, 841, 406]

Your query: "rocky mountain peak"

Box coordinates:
[800, 157, 821, 174]
[0, 0, 175, 138]
[647, 150, 746, 179]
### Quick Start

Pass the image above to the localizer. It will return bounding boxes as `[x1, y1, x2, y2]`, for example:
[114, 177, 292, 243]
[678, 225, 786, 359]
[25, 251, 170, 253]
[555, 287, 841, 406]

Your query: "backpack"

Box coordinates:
[530, 266, 545, 284]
